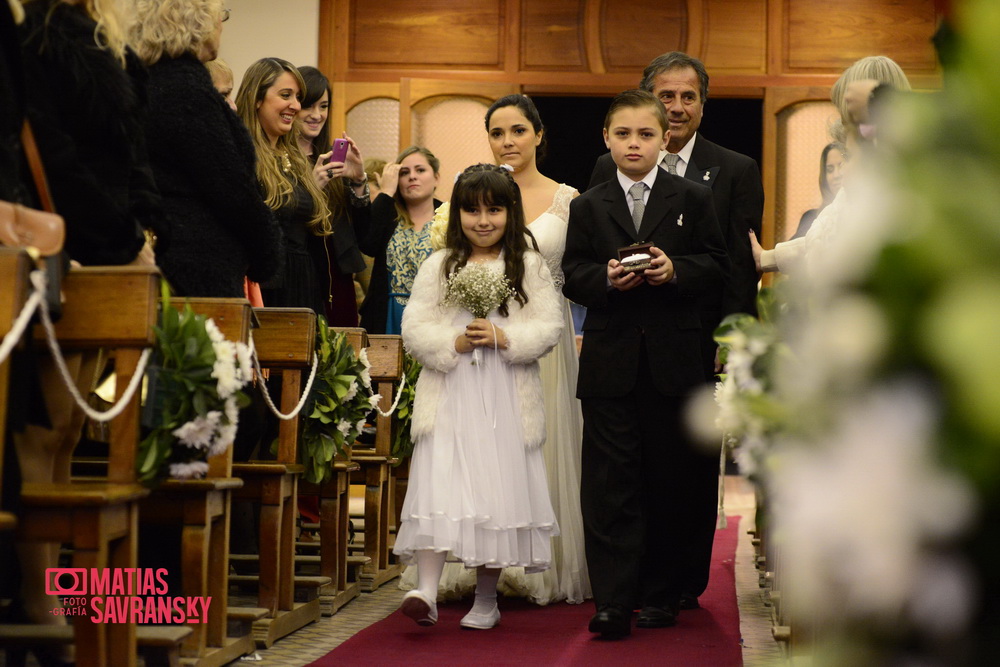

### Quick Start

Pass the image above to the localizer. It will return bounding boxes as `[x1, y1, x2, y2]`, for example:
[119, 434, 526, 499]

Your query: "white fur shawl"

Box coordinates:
[402, 249, 563, 449]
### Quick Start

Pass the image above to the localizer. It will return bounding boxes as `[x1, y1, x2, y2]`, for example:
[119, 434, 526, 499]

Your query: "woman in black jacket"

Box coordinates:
[15, 0, 156, 640]
[130, 0, 282, 297]
[296, 65, 369, 326]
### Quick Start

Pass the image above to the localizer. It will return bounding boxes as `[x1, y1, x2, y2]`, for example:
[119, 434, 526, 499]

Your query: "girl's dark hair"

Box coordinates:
[485, 94, 547, 165]
[298, 65, 349, 221]
[443, 164, 538, 317]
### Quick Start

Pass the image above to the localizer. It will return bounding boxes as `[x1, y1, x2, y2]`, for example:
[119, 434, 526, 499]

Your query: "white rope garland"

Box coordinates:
[365, 369, 405, 418]
[248, 331, 319, 421]
[0, 269, 45, 365]
[33, 270, 152, 422]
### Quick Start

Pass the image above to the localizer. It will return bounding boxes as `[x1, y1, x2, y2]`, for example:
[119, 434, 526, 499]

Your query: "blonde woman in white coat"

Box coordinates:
[393, 164, 563, 630]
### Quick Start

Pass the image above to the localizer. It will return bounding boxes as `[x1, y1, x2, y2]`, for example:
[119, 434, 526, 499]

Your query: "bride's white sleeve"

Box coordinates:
[401, 251, 464, 373]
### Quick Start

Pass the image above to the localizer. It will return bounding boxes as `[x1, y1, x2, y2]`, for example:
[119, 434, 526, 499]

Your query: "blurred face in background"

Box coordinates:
[825, 148, 846, 195]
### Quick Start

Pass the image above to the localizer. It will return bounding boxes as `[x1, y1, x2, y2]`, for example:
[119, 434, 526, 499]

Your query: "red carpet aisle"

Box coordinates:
[308, 517, 742, 666]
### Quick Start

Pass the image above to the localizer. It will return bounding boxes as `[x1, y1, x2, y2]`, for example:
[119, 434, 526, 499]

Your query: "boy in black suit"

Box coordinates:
[563, 90, 730, 639]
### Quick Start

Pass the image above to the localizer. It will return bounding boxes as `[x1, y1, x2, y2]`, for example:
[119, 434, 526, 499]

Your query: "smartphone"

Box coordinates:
[330, 138, 349, 164]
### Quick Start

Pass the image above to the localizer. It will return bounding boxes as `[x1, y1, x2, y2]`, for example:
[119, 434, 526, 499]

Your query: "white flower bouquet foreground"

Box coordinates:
[443, 262, 513, 319]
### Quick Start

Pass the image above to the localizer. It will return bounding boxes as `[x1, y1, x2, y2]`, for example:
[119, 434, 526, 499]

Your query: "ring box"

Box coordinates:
[618, 242, 654, 273]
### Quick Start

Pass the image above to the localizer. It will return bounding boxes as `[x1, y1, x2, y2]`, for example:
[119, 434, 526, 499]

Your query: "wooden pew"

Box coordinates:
[349, 334, 403, 592]
[135, 298, 255, 666]
[0, 248, 31, 533]
[230, 308, 326, 648]
[298, 327, 367, 615]
[15, 265, 159, 667]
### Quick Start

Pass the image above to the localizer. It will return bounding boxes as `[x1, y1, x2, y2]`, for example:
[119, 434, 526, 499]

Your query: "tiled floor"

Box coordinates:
[237, 475, 785, 666]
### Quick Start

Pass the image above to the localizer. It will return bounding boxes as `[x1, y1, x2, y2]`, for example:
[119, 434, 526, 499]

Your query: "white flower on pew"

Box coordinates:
[173, 411, 221, 450]
[354, 418, 365, 434]
[358, 349, 372, 388]
[169, 460, 209, 480]
[771, 383, 975, 634]
[368, 393, 382, 409]
[337, 420, 352, 437]
[344, 379, 359, 402]
[235, 342, 254, 383]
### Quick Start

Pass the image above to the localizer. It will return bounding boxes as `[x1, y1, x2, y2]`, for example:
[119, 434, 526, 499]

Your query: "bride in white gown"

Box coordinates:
[400, 94, 591, 604]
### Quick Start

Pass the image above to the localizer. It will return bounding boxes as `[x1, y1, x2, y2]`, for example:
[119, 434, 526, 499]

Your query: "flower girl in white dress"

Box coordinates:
[394, 164, 564, 629]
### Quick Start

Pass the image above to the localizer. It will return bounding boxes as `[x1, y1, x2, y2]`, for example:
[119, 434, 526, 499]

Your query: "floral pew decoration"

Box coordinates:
[389, 352, 421, 464]
[137, 284, 253, 485]
[296, 317, 383, 484]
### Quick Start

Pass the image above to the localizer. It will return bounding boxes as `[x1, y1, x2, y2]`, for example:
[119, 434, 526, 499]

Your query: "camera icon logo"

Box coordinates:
[45, 568, 88, 596]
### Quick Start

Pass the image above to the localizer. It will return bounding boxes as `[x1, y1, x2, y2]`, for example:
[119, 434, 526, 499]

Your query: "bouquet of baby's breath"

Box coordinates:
[443, 262, 513, 319]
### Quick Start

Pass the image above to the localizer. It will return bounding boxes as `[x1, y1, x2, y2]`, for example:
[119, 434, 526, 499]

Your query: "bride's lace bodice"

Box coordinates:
[528, 183, 577, 288]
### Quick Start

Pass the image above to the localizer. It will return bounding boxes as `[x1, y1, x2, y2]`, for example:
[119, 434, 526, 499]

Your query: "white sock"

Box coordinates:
[470, 566, 501, 614]
[415, 550, 446, 601]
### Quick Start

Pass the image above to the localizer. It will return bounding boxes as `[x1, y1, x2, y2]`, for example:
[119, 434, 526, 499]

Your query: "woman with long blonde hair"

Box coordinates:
[236, 57, 332, 314]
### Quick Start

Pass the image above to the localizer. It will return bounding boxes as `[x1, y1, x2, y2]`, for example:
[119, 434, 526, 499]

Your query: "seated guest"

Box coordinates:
[130, 0, 282, 298]
[790, 141, 845, 240]
[296, 65, 370, 326]
[357, 146, 442, 334]
[752, 56, 911, 277]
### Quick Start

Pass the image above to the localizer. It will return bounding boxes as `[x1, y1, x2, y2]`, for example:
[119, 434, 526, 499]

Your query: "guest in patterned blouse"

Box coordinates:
[357, 145, 442, 334]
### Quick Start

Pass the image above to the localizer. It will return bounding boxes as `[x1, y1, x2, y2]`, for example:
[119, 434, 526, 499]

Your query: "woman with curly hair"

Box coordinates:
[130, 0, 282, 298]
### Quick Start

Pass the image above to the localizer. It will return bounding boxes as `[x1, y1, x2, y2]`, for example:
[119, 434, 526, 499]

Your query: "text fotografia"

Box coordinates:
[46, 568, 211, 624]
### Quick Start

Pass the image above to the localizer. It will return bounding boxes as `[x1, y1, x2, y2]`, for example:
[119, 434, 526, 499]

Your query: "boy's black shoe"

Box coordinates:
[588, 604, 631, 638]
[636, 606, 677, 628]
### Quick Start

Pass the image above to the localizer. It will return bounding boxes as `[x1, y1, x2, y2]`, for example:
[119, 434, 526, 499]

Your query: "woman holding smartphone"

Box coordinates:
[296, 65, 369, 326]
[357, 145, 442, 334]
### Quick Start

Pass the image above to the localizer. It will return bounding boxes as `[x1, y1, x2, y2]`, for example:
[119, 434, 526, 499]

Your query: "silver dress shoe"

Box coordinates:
[460, 603, 500, 629]
[401, 590, 438, 626]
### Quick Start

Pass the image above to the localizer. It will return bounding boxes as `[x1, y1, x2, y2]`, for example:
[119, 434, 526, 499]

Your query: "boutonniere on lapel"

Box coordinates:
[702, 171, 711, 181]
[677, 213, 684, 226]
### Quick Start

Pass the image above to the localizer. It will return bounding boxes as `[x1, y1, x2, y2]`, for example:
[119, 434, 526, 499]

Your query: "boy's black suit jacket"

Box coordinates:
[589, 135, 763, 319]
[563, 170, 731, 399]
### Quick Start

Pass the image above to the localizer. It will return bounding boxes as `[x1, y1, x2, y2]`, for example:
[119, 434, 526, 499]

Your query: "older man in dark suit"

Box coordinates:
[589, 52, 764, 611]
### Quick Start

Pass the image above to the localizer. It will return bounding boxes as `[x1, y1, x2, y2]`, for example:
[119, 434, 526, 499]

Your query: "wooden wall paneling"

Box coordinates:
[521, 0, 587, 71]
[329, 81, 400, 138]
[317, 0, 347, 81]
[349, 0, 505, 69]
[398, 78, 517, 150]
[600, 0, 687, 73]
[583, 0, 606, 74]
[784, 0, 939, 74]
[686, 0, 705, 61]
[701, 0, 767, 74]
[760, 86, 831, 284]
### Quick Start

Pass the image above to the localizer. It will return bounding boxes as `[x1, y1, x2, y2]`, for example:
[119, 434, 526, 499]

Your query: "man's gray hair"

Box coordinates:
[639, 52, 710, 102]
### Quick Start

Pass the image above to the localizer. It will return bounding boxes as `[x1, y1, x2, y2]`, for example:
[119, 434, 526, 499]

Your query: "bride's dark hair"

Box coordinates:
[443, 164, 538, 317]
